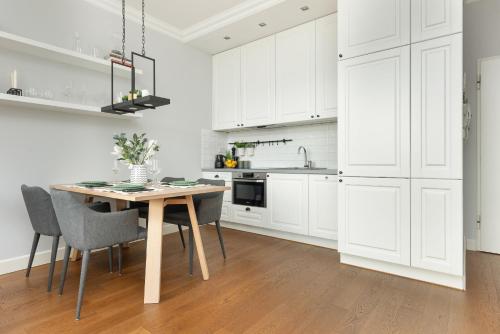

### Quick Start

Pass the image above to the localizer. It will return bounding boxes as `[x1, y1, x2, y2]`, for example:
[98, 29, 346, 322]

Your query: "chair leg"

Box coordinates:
[26, 232, 40, 277]
[59, 245, 72, 295]
[118, 243, 123, 275]
[215, 220, 227, 259]
[178, 225, 186, 248]
[189, 227, 194, 275]
[76, 250, 90, 320]
[47, 236, 60, 292]
[108, 246, 113, 273]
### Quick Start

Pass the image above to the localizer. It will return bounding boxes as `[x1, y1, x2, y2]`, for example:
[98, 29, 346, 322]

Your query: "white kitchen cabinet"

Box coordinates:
[308, 175, 337, 240]
[232, 205, 268, 227]
[202, 171, 232, 202]
[338, 177, 410, 265]
[268, 173, 309, 234]
[411, 34, 462, 179]
[338, 46, 410, 178]
[338, 0, 410, 60]
[276, 21, 316, 123]
[411, 0, 462, 43]
[241, 35, 276, 127]
[316, 14, 338, 119]
[212, 48, 241, 130]
[221, 202, 233, 222]
[411, 179, 463, 275]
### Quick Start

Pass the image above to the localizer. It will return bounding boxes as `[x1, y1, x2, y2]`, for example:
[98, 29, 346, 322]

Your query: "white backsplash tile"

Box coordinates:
[201, 123, 338, 169]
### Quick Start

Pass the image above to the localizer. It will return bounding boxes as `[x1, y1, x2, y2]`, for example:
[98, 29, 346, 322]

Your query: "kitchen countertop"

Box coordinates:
[202, 168, 338, 175]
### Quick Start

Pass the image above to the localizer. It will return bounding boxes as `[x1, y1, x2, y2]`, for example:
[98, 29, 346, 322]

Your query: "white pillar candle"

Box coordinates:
[11, 70, 17, 88]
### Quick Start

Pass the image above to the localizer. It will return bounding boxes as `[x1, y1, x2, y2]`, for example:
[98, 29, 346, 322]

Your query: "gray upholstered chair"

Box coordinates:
[163, 178, 226, 275]
[51, 189, 146, 320]
[21, 185, 115, 292]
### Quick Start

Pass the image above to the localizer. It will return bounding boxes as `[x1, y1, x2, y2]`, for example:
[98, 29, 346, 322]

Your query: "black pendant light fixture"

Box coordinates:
[102, 0, 170, 114]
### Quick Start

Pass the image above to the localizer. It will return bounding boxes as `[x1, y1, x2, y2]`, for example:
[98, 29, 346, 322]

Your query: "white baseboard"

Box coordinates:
[221, 221, 338, 249]
[0, 222, 181, 277]
[341, 253, 466, 290]
[466, 238, 478, 251]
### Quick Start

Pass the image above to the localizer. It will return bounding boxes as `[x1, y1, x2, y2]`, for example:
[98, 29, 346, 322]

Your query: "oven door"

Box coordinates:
[232, 179, 266, 207]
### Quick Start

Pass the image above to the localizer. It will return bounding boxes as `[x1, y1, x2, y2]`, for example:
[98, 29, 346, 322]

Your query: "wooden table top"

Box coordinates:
[50, 184, 230, 202]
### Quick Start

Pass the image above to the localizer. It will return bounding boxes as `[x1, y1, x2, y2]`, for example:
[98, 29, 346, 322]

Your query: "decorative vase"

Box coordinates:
[130, 164, 148, 184]
[236, 147, 246, 157]
[246, 146, 255, 156]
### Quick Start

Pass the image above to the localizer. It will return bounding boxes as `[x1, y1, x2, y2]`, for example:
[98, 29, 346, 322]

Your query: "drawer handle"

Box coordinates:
[245, 207, 251, 211]
[339, 179, 343, 183]
[325, 176, 328, 180]
[214, 175, 219, 178]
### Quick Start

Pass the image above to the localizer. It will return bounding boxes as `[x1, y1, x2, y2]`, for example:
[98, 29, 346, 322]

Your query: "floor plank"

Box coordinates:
[0, 226, 499, 334]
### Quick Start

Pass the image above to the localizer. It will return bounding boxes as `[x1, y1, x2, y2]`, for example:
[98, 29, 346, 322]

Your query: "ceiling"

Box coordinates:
[87, 0, 336, 54]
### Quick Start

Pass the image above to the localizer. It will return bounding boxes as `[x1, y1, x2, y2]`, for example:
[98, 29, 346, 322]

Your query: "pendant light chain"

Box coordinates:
[141, 0, 146, 55]
[121, 0, 126, 63]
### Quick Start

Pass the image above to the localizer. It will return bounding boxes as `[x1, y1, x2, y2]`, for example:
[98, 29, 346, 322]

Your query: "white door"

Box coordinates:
[479, 56, 500, 254]
[338, 0, 410, 60]
[268, 174, 309, 235]
[411, 0, 462, 43]
[411, 34, 463, 179]
[315, 13, 338, 119]
[309, 175, 338, 240]
[276, 21, 316, 123]
[411, 179, 463, 275]
[338, 177, 410, 265]
[241, 35, 276, 127]
[212, 48, 241, 130]
[338, 46, 410, 178]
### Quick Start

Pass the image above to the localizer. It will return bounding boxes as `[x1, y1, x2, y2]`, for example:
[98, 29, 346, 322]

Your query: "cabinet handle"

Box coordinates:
[339, 170, 343, 175]
[245, 207, 251, 211]
[325, 176, 328, 180]
[310, 115, 314, 118]
[241, 123, 244, 126]
[214, 175, 219, 178]
[339, 53, 343, 58]
[339, 179, 343, 183]
[316, 115, 320, 118]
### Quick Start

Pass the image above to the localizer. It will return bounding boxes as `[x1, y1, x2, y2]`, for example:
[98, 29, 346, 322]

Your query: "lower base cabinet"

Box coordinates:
[309, 175, 338, 239]
[221, 202, 233, 221]
[338, 177, 411, 266]
[232, 205, 268, 227]
[411, 179, 463, 275]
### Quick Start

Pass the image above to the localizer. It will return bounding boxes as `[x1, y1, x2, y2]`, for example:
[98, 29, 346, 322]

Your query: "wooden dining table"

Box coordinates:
[50, 183, 230, 304]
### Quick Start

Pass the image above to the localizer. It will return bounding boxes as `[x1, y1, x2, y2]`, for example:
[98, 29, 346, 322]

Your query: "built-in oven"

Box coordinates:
[232, 172, 267, 208]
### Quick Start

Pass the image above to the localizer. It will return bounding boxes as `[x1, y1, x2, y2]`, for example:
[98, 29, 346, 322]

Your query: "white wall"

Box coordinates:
[0, 0, 212, 265]
[201, 123, 337, 169]
[463, 0, 500, 244]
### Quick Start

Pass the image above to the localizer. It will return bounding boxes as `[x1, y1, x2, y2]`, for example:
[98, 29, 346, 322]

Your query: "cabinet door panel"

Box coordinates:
[268, 174, 309, 234]
[309, 175, 338, 240]
[338, 47, 410, 177]
[411, 0, 462, 43]
[241, 36, 276, 127]
[212, 48, 241, 130]
[338, 0, 410, 59]
[232, 205, 268, 227]
[316, 14, 338, 119]
[276, 21, 316, 123]
[411, 179, 463, 275]
[338, 177, 410, 265]
[411, 34, 462, 179]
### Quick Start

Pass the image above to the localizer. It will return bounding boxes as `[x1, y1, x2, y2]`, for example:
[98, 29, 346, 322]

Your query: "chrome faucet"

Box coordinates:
[298, 146, 312, 168]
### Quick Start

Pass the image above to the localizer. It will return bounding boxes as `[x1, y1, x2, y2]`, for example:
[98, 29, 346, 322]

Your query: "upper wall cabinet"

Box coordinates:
[212, 48, 241, 130]
[411, 34, 462, 179]
[241, 35, 276, 127]
[338, 46, 410, 178]
[316, 14, 338, 119]
[411, 0, 463, 43]
[276, 21, 316, 123]
[338, 0, 410, 60]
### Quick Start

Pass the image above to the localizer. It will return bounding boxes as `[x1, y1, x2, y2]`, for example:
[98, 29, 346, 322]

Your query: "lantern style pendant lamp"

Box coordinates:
[101, 0, 170, 114]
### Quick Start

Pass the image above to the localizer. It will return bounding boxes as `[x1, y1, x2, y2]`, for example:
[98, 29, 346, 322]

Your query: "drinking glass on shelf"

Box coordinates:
[26, 88, 38, 98]
[112, 159, 120, 177]
[149, 159, 161, 185]
[63, 81, 73, 102]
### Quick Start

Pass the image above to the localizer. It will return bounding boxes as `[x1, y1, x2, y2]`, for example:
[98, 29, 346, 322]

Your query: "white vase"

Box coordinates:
[130, 164, 147, 184]
[236, 148, 246, 157]
[246, 147, 255, 156]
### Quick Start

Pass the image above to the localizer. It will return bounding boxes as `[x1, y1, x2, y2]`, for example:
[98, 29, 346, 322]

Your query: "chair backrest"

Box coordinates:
[50, 189, 88, 248]
[21, 185, 61, 236]
[194, 178, 225, 224]
[161, 177, 185, 183]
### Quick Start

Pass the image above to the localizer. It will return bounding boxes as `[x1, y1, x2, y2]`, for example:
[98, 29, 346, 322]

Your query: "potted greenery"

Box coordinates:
[245, 143, 255, 156]
[233, 141, 246, 157]
[112, 133, 159, 184]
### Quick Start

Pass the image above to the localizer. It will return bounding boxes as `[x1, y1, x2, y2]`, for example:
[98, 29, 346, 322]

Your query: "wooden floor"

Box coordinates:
[0, 226, 499, 334]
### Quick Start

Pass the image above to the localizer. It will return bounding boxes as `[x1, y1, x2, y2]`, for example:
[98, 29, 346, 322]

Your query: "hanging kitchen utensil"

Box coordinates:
[101, 0, 170, 114]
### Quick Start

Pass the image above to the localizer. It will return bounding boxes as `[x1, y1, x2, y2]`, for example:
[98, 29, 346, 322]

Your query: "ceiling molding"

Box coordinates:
[82, 0, 184, 41]
[181, 0, 287, 42]
[83, 0, 286, 43]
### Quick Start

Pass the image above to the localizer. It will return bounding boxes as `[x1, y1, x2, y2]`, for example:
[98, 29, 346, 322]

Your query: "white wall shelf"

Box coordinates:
[0, 31, 143, 77]
[0, 93, 143, 119]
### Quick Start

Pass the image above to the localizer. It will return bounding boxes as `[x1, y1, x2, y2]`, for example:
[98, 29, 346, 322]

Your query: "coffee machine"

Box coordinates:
[214, 154, 225, 168]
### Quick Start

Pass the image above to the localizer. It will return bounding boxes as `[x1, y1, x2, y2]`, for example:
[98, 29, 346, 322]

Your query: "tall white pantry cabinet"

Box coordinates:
[337, 0, 464, 289]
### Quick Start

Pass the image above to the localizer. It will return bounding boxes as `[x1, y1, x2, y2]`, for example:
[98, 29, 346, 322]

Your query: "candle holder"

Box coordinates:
[6, 88, 22, 96]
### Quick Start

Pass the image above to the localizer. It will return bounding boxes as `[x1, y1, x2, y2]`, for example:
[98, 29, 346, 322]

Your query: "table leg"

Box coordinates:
[144, 198, 164, 304]
[186, 195, 209, 280]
